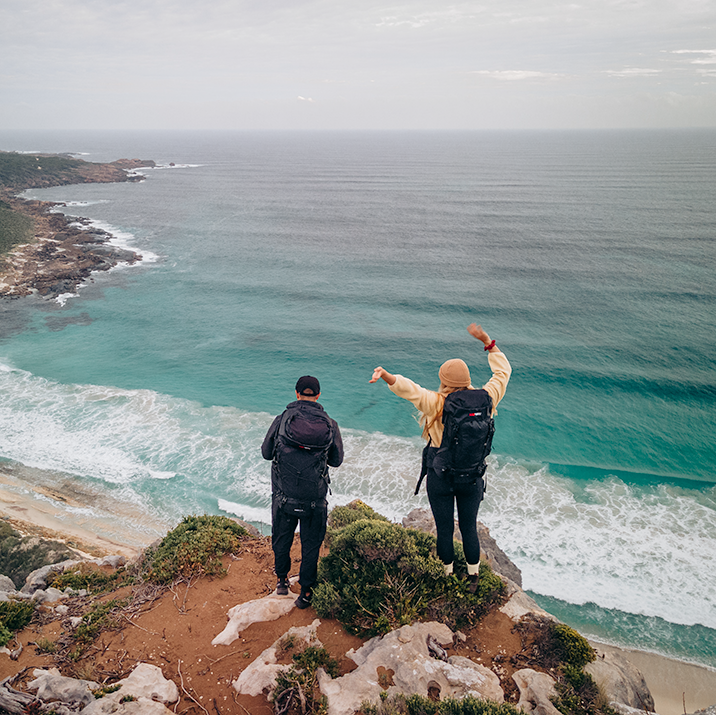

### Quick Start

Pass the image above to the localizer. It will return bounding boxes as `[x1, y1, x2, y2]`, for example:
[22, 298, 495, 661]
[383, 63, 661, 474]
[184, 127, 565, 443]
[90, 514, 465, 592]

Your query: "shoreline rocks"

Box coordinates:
[0, 152, 155, 299]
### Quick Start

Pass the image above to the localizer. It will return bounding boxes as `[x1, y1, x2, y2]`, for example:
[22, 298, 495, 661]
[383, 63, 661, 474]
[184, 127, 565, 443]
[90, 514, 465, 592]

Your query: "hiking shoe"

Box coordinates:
[276, 578, 290, 596]
[467, 574, 480, 594]
[295, 590, 312, 609]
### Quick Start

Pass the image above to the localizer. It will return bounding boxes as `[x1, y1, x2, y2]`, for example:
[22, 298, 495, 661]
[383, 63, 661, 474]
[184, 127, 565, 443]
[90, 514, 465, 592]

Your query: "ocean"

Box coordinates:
[0, 129, 714, 667]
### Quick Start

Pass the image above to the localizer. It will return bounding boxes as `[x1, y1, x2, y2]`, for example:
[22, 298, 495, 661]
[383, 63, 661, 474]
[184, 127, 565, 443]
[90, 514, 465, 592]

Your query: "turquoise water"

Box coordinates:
[0, 130, 715, 666]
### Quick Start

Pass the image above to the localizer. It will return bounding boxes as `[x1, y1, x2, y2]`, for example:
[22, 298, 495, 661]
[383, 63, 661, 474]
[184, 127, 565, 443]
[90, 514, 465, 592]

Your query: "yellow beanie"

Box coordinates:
[438, 359, 471, 388]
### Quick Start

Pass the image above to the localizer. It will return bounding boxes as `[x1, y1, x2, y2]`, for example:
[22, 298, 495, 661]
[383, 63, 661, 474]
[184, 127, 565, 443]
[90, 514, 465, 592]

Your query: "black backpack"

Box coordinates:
[273, 405, 335, 509]
[414, 389, 494, 494]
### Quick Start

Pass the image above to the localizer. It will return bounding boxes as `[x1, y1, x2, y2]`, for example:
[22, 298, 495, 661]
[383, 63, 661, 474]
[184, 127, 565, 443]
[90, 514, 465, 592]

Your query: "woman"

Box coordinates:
[369, 323, 511, 589]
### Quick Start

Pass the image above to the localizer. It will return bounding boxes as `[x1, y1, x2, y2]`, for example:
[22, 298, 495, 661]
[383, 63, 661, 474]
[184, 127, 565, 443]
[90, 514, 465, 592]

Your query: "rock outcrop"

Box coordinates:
[512, 668, 563, 715]
[319, 621, 504, 715]
[0, 152, 155, 299]
[587, 647, 656, 712]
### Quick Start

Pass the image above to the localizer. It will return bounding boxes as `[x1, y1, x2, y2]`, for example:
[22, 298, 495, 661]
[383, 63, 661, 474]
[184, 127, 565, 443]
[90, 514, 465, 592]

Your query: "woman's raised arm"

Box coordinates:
[369, 366, 397, 385]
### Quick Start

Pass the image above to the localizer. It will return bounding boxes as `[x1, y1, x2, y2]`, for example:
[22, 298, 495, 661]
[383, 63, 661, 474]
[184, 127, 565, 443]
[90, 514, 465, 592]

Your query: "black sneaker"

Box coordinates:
[276, 578, 290, 596]
[467, 573, 480, 594]
[294, 589, 312, 609]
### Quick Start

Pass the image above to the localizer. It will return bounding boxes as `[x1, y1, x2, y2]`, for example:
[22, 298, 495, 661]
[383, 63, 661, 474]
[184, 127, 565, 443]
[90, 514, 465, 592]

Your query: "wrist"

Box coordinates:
[484, 339, 496, 351]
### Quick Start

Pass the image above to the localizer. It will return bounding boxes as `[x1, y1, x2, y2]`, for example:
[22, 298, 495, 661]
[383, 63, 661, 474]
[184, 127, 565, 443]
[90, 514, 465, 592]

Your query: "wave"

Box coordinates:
[0, 363, 714, 635]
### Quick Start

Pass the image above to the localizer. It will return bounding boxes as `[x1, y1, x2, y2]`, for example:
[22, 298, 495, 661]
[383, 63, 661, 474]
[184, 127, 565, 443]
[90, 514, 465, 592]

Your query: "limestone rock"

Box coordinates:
[80, 663, 178, 714]
[0, 575, 16, 592]
[21, 560, 80, 594]
[512, 668, 563, 715]
[499, 578, 556, 623]
[26, 667, 99, 707]
[115, 663, 179, 703]
[402, 508, 522, 586]
[32, 586, 66, 603]
[228, 517, 262, 537]
[212, 591, 297, 646]
[687, 707, 716, 715]
[233, 620, 323, 697]
[586, 648, 655, 711]
[96, 555, 126, 569]
[318, 621, 503, 715]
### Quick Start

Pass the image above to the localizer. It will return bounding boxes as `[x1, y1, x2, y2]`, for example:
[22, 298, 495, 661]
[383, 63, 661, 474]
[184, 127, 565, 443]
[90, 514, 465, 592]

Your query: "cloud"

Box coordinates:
[606, 68, 662, 77]
[671, 49, 716, 65]
[471, 70, 565, 81]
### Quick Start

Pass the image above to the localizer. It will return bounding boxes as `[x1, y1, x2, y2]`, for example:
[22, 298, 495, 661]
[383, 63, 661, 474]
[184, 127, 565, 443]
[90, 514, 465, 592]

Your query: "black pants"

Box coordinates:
[425, 448, 484, 565]
[272, 494, 328, 591]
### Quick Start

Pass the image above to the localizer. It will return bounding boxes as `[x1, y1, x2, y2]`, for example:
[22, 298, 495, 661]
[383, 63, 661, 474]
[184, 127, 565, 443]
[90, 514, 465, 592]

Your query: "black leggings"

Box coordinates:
[426, 454, 484, 566]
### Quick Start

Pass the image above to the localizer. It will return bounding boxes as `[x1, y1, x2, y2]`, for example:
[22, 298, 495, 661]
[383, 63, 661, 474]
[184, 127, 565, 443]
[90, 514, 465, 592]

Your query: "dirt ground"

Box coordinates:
[0, 535, 528, 714]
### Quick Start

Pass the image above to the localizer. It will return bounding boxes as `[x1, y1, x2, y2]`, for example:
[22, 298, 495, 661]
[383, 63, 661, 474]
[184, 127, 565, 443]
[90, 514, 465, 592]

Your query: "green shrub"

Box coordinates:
[314, 519, 505, 637]
[0, 522, 77, 588]
[48, 563, 132, 594]
[0, 599, 36, 646]
[328, 501, 391, 530]
[146, 515, 248, 585]
[34, 637, 57, 654]
[73, 599, 128, 654]
[272, 646, 339, 715]
[552, 623, 595, 670]
[93, 684, 121, 699]
[0, 621, 12, 648]
[0, 206, 34, 256]
[358, 693, 524, 715]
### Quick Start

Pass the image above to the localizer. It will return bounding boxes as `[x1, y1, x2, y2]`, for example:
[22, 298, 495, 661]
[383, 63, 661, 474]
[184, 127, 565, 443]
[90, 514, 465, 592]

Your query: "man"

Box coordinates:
[261, 375, 344, 609]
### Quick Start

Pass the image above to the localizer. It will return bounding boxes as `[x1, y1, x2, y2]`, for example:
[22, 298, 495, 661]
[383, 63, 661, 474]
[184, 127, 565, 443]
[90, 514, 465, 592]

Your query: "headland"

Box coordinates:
[0, 151, 155, 299]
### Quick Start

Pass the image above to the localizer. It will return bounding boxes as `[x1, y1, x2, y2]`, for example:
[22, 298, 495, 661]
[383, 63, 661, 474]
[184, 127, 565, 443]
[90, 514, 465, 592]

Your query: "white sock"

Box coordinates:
[467, 562, 480, 576]
[443, 562, 454, 575]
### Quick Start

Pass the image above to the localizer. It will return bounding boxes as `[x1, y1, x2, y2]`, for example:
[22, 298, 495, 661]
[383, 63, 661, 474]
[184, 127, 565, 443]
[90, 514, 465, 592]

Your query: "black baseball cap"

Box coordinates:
[295, 375, 320, 396]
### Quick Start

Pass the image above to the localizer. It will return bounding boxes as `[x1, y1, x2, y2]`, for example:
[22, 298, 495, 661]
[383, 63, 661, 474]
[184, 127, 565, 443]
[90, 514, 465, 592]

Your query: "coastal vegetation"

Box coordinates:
[272, 645, 340, 715]
[0, 199, 34, 259]
[0, 152, 86, 190]
[358, 693, 524, 715]
[0, 521, 77, 588]
[0, 600, 34, 647]
[143, 514, 249, 584]
[0, 511, 624, 715]
[314, 502, 506, 637]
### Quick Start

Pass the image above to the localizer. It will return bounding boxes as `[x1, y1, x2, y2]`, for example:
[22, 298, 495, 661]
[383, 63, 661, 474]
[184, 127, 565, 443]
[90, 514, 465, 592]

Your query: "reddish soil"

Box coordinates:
[0, 536, 528, 714]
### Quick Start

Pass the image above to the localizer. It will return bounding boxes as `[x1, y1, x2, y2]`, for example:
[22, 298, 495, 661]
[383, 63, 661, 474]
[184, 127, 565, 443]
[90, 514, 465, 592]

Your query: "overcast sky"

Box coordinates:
[1, 0, 715, 130]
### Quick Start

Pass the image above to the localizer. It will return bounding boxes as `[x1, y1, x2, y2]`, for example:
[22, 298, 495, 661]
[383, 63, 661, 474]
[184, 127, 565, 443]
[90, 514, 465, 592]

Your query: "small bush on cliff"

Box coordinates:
[272, 646, 339, 715]
[513, 615, 609, 715]
[0, 521, 77, 588]
[48, 562, 132, 595]
[145, 515, 248, 585]
[328, 500, 390, 531]
[0, 599, 35, 647]
[313, 519, 505, 637]
[358, 693, 523, 715]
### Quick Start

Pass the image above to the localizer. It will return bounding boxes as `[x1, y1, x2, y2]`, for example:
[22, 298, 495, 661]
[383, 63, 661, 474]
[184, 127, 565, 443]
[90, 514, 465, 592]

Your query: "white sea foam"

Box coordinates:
[0, 361, 714, 632]
[218, 499, 270, 526]
[479, 458, 716, 630]
[72, 217, 160, 264]
[60, 200, 109, 207]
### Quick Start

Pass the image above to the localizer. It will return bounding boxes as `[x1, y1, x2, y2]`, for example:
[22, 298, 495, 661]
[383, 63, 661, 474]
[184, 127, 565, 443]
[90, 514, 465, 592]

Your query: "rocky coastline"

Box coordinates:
[0, 152, 155, 299]
[0, 507, 713, 715]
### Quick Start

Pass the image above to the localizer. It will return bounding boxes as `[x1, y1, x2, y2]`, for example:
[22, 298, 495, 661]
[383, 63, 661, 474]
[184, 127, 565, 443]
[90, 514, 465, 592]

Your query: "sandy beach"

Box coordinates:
[0, 460, 168, 559]
[590, 641, 716, 715]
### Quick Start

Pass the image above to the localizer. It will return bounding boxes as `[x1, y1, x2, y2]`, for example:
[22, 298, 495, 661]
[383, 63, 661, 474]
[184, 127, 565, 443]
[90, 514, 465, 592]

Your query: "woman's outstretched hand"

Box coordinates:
[370, 367, 397, 385]
[467, 323, 489, 343]
[468, 322, 498, 351]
